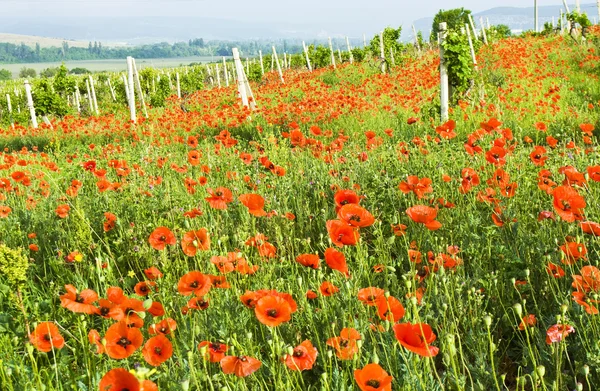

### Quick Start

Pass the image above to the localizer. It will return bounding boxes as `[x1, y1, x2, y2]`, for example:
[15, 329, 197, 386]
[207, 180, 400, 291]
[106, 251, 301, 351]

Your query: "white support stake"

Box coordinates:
[468, 14, 478, 40]
[6, 94, 14, 129]
[74, 87, 81, 114]
[346, 37, 353, 64]
[259, 50, 265, 75]
[465, 24, 478, 70]
[223, 57, 229, 87]
[85, 78, 94, 113]
[535, 0, 539, 32]
[24, 80, 38, 129]
[107, 78, 116, 101]
[439, 23, 449, 122]
[380, 31, 386, 74]
[412, 25, 421, 51]
[89, 75, 99, 115]
[576, 0, 580, 13]
[232, 48, 256, 110]
[479, 17, 488, 44]
[216, 64, 221, 87]
[122, 74, 130, 102]
[302, 41, 312, 72]
[272, 46, 284, 83]
[329, 37, 336, 68]
[131, 58, 148, 119]
[562, 0, 570, 13]
[363, 34, 367, 48]
[126, 56, 136, 123]
[176, 72, 181, 99]
[390, 47, 395, 67]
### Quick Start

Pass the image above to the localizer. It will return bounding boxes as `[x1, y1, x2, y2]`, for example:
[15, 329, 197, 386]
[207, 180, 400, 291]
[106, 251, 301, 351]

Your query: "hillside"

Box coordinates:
[0, 33, 121, 48]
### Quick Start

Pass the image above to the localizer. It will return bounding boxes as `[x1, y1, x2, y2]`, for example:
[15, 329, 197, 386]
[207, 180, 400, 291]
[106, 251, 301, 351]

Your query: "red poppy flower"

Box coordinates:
[206, 187, 234, 210]
[283, 340, 318, 371]
[337, 203, 375, 228]
[324, 247, 349, 277]
[334, 189, 361, 212]
[326, 328, 361, 360]
[0, 205, 11, 218]
[296, 253, 320, 269]
[142, 334, 173, 366]
[320, 281, 340, 296]
[60, 284, 99, 315]
[181, 229, 210, 256]
[220, 355, 262, 377]
[199, 341, 228, 362]
[546, 263, 565, 278]
[134, 281, 157, 296]
[393, 322, 439, 357]
[560, 240, 587, 264]
[572, 265, 600, 292]
[148, 226, 176, 250]
[144, 266, 163, 280]
[178, 271, 211, 296]
[545, 324, 575, 344]
[376, 295, 405, 323]
[99, 368, 140, 391]
[148, 318, 177, 336]
[254, 294, 292, 327]
[572, 291, 600, 315]
[326, 219, 360, 247]
[398, 175, 433, 199]
[588, 166, 600, 182]
[88, 329, 104, 354]
[580, 221, 600, 236]
[406, 205, 442, 230]
[518, 314, 537, 330]
[354, 363, 393, 391]
[104, 321, 144, 359]
[552, 186, 586, 222]
[239, 193, 267, 216]
[109, 297, 146, 328]
[55, 204, 70, 218]
[358, 287, 385, 306]
[29, 322, 65, 353]
[435, 119, 456, 139]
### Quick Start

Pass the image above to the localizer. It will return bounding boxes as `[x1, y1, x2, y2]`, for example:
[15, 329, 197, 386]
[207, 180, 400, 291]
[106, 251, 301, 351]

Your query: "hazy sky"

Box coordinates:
[1, 0, 574, 21]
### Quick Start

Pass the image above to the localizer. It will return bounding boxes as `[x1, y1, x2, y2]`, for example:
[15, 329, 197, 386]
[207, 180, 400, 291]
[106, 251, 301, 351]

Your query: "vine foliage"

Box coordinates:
[441, 30, 475, 97]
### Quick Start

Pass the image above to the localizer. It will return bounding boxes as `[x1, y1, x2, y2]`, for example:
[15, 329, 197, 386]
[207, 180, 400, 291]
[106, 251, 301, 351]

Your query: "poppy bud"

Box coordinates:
[184, 219, 190, 229]
[181, 380, 190, 391]
[321, 373, 327, 381]
[576, 383, 583, 391]
[536, 365, 545, 378]
[199, 344, 208, 356]
[405, 280, 412, 289]
[327, 350, 333, 358]
[246, 332, 253, 340]
[372, 351, 379, 364]
[525, 269, 530, 277]
[287, 346, 294, 356]
[484, 315, 492, 328]
[297, 277, 303, 287]
[560, 304, 568, 315]
[513, 303, 523, 317]
[409, 296, 417, 306]
[584, 365, 589, 375]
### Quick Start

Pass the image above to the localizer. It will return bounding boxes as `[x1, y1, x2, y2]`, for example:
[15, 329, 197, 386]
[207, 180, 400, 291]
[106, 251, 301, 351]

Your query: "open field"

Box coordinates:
[0, 33, 118, 48]
[0, 26, 599, 391]
[0, 56, 225, 77]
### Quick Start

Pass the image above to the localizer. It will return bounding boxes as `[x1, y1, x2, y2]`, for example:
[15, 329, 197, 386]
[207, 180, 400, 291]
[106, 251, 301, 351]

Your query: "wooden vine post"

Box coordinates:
[259, 50, 265, 75]
[272, 46, 284, 84]
[223, 57, 229, 87]
[329, 37, 336, 68]
[24, 80, 38, 129]
[126, 56, 136, 123]
[131, 58, 148, 119]
[89, 75, 99, 115]
[232, 48, 256, 110]
[6, 94, 14, 129]
[216, 64, 221, 87]
[479, 18, 488, 44]
[534, 0, 539, 32]
[465, 24, 478, 70]
[346, 37, 353, 64]
[74, 86, 81, 114]
[439, 23, 449, 122]
[468, 14, 478, 40]
[176, 72, 181, 99]
[379, 31, 386, 74]
[85, 78, 94, 113]
[302, 41, 312, 72]
[412, 25, 421, 52]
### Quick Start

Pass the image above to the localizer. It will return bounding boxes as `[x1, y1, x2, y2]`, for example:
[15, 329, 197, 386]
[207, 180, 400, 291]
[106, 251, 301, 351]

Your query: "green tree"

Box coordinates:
[0, 69, 11, 81]
[69, 67, 91, 75]
[431, 8, 472, 41]
[19, 67, 37, 79]
[493, 24, 512, 39]
[40, 67, 59, 78]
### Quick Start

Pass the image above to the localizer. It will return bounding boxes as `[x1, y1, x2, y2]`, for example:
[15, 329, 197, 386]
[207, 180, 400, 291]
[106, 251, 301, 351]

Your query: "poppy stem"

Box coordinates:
[16, 288, 31, 336]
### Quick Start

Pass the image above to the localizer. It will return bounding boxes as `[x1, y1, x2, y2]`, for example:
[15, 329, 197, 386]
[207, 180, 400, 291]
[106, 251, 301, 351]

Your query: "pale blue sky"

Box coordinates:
[1, 0, 577, 20]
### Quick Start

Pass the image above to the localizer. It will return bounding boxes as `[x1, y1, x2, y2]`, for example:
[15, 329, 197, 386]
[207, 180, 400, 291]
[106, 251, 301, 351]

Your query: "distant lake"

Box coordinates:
[0, 56, 231, 77]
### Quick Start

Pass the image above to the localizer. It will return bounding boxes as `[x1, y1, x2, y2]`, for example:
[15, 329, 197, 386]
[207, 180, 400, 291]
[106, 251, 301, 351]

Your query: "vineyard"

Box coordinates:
[0, 17, 600, 391]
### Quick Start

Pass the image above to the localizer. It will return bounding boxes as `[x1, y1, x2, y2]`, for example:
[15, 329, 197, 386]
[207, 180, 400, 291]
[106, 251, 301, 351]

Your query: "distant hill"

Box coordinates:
[411, 3, 599, 39]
